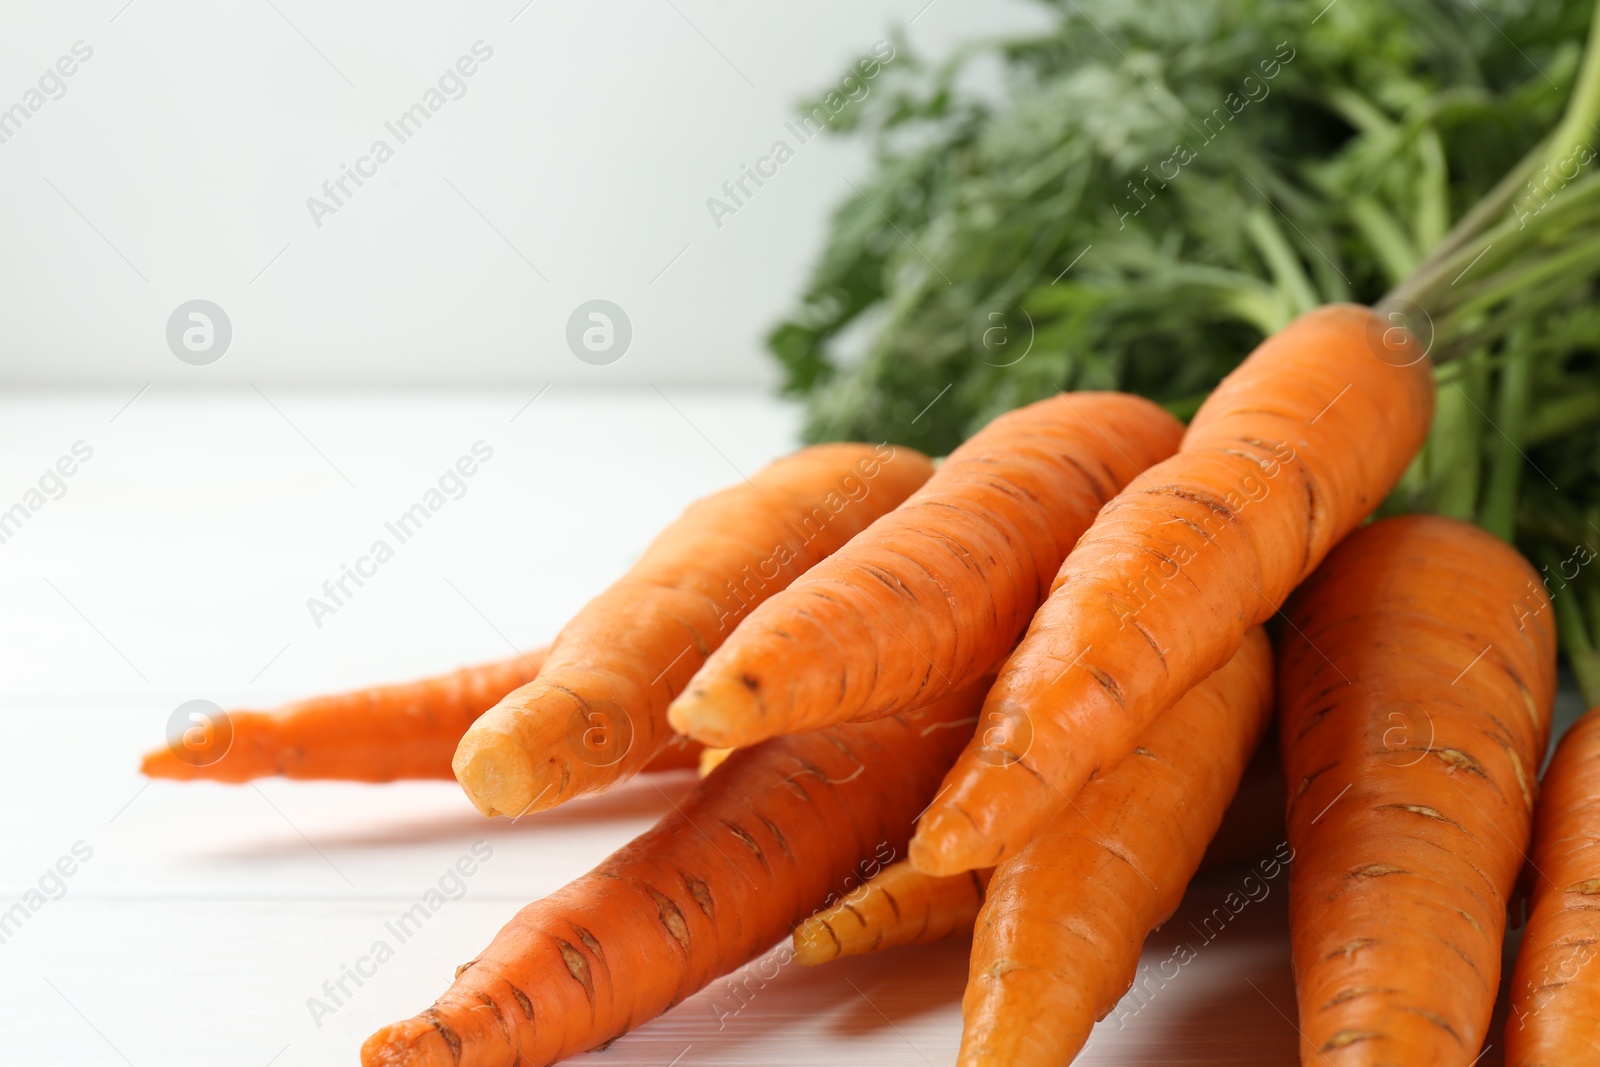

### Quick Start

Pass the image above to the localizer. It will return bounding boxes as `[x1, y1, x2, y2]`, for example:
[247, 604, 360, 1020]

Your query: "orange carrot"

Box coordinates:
[361, 680, 986, 1067]
[912, 304, 1435, 875]
[453, 443, 933, 818]
[1508, 704, 1600, 1065]
[666, 393, 1183, 747]
[958, 628, 1274, 1066]
[1280, 516, 1555, 1065]
[793, 860, 991, 965]
[794, 719, 1284, 966]
[140, 649, 702, 784]
[697, 746, 734, 777]
[140, 650, 549, 784]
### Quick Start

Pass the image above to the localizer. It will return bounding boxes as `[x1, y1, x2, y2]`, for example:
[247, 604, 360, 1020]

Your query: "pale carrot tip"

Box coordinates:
[140, 745, 212, 780]
[452, 726, 543, 818]
[665, 683, 763, 749]
[360, 1021, 457, 1067]
[907, 817, 982, 878]
[138, 747, 173, 778]
[697, 746, 735, 778]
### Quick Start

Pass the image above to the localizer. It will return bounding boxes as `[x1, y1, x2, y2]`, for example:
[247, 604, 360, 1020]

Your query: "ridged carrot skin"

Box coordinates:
[667, 393, 1183, 748]
[1508, 705, 1600, 1066]
[793, 724, 1285, 967]
[138, 649, 703, 783]
[453, 443, 934, 818]
[1280, 516, 1556, 1065]
[140, 650, 548, 783]
[958, 628, 1274, 1067]
[912, 304, 1435, 875]
[793, 860, 992, 965]
[361, 681, 986, 1067]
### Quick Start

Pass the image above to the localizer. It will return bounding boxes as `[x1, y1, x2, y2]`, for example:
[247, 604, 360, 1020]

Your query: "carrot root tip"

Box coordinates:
[453, 728, 544, 818]
[359, 1021, 458, 1067]
[666, 684, 760, 749]
[908, 818, 983, 878]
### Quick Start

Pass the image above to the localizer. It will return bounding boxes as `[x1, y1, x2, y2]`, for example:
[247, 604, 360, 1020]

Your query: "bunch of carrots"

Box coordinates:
[144, 10, 1600, 1067]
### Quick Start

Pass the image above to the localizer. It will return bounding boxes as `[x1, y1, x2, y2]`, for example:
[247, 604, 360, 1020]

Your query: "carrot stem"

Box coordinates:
[1437, 228, 1600, 339]
[1394, 186, 1600, 338]
[1350, 196, 1420, 287]
[1481, 338, 1533, 541]
[1554, 574, 1600, 709]
[1428, 351, 1485, 521]
[1525, 387, 1600, 446]
[1244, 207, 1319, 315]
[1414, 127, 1449, 253]
[1406, 137, 1549, 282]
[1403, 0, 1600, 287]
[1385, 1, 1600, 347]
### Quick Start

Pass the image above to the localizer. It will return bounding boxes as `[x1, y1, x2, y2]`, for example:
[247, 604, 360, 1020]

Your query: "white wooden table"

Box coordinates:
[1, 388, 1561, 1066]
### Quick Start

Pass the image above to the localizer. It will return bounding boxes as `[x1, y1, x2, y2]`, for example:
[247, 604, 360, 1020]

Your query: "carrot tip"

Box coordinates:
[452, 726, 544, 818]
[907, 814, 988, 878]
[666, 683, 761, 748]
[360, 1021, 457, 1067]
[697, 746, 735, 778]
[138, 744, 230, 781]
[138, 747, 174, 778]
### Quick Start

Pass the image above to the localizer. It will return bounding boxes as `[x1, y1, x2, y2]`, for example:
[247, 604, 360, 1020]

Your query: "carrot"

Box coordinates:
[912, 304, 1435, 875]
[360, 679, 987, 1067]
[140, 649, 703, 784]
[793, 715, 1284, 966]
[140, 650, 549, 784]
[697, 746, 734, 777]
[1279, 515, 1556, 1065]
[666, 393, 1183, 747]
[452, 443, 933, 818]
[1507, 704, 1600, 1065]
[959, 627, 1273, 1066]
[792, 860, 991, 965]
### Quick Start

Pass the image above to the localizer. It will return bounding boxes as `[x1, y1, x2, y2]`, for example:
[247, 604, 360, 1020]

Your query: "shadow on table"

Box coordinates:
[209, 770, 698, 857]
[822, 938, 971, 1037]
[583, 866, 1311, 1066]
[571, 857, 1524, 1066]
[574, 935, 971, 1066]
[1115, 871, 1301, 1066]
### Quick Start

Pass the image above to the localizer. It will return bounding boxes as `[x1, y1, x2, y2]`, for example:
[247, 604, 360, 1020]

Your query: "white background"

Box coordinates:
[0, 0, 1047, 386]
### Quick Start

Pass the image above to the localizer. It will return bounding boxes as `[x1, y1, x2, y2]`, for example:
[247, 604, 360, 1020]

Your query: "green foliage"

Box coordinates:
[771, 0, 1589, 455]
